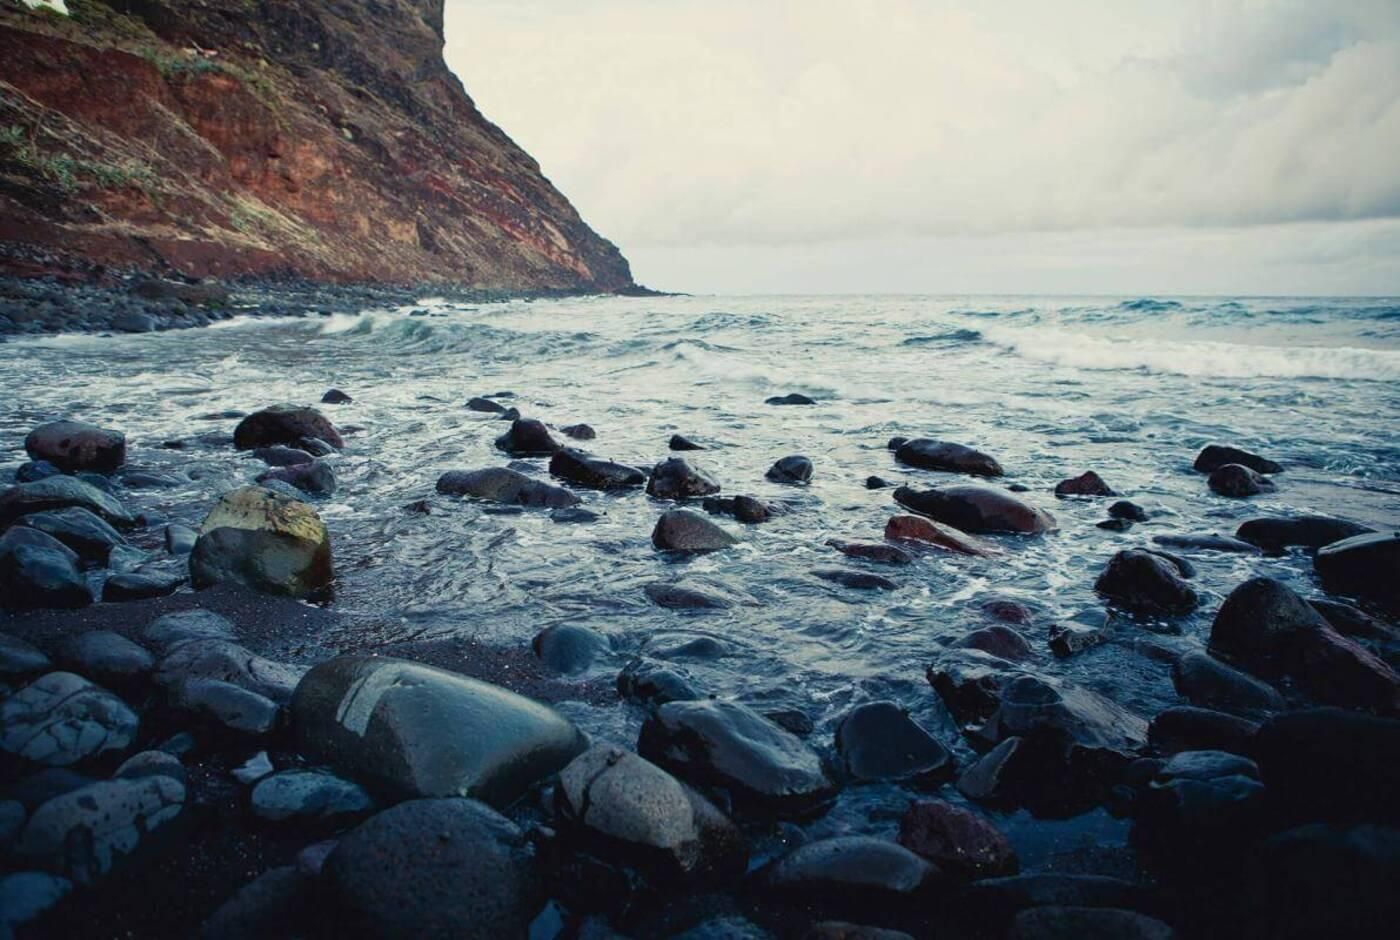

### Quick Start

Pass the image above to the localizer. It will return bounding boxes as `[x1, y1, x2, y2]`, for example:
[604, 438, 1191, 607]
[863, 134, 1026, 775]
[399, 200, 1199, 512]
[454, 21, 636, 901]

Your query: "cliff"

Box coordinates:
[0, 0, 636, 290]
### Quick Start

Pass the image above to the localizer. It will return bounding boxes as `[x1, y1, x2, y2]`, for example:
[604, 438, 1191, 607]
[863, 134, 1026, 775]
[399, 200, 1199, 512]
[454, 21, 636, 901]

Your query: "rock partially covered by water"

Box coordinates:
[1194, 445, 1282, 475]
[1235, 515, 1374, 554]
[561, 423, 596, 441]
[813, 568, 898, 591]
[466, 396, 509, 414]
[766, 455, 814, 484]
[894, 485, 1056, 534]
[884, 515, 996, 556]
[618, 658, 702, 707]
[648, 457, 722, 500]
[669, 434, 704, 451]
[495, 418, 562, 456]
[826, 539, 913, 565]
[1054, 471, 1116, 497]
[703, 495, 771, 524]
[1094, 549, 1197, 617]
[756, 836, 941, 907]
[322, 798, 543, 938]
[550, 449, 646, 489]
[1209, 578, 1399, 713]
[767, 393, 816, 405]
[0, 476, 135, 528]
[234, 405, 344, 451]
[321, 388, 353, 404]
[189, 486, 333, 599]
[554, 744, 749, 882]
[24, 420, 126, 474]
[653, 509, 738, 552]
[0, 672, 139, 767]
[253, 445, 315, 468]
[897, 799, 1018, 879]
[834, 701, 953, 784]
[645, 581, 734, 610]
[927, 649, 1024, 725]
[255, 460, 336, 497]
[436, 467, 579, 508]
[638, 699, 837, 817]
[291, 656, 587, 806]
[533, 623, 611, 674]
[1208, 464, 1275, 498]
[0, 528, 91, 612]
[1314, 532, 1400, 615]
[895, 439, 1003, 477]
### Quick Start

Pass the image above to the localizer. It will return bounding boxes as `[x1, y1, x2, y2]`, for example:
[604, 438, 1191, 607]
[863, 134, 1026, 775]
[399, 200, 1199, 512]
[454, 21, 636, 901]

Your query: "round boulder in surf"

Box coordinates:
[290, 656, 588, 806]
[894, 485, 1056, 534]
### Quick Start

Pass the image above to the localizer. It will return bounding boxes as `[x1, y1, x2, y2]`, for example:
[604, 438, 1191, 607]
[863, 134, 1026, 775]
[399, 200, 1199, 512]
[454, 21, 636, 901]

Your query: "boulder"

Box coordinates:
[0, 528, 91, 612]
[1093, 550, 1197, 617]
[1054, 471, 1115, 497]
[14, 460, 63, 483]
[638, 699, 837, 817]
[669, 434, 704, 451]
[645, 582, 734, 610]
[756, 837, 940, 906]
[0, 632, 51, 679]
[255, 460, 336, 497]
[766, 455, 814, 484]
[1310, 599, 1398, 643]
[115, 750, 186, 784]
[767, 393, 816, 405]
[290, 656, 587, 806]
[1194, 445, 1281, 475]
[927, 649, 1024, 725]
[233, 405, 343, 451]
[866, 475, 895, 489]
[322, 798, 543, 938]
[53, 631, 154, 686]
[826, 539, 913, 565]
[648, 457, 722, 499]
[0, 476, 135, 528]
[466, 396, 508, 414]
[165, 523, 198, 555]
[894, 485, 1055, 534]
[251, 770, 375, 823]
[494, 418, 562, 456]
[1047, 619, 1114, 658]
[1172, 651, 1284, 715]
[252, 445, 315, 467]
[895, 440, 1003, 477]
[155, 638, 305, 704]
[897, 799, 1018, 879]
[702, 495, 771, 523]
[102, 568, 187, 602]
[980, 675, 1148, 756]
[884, 515, 995, 556]
[1208, 464, 1275, 497]
[15, 507, 125, 563]
[533, 623, 611, 674]
[24, 420, 126, 473]
[1110, 500, 1149, 521]
[1314, 532, 1400, 614]
[1147, 707, 1259, 756]
[834, 701, 954, 783]
[955, 625, 1033, 661]
[170, 678, 280, 735]
[1152, 533, 1260, 554]
[0, 672, 138, 767]
[141, 609, 238, 652]
[1235, 515, 1373, 554]
[561, 423, 596, 441]
[189, 486, 333, 599]
[618, 658, 702, 707]
[321, 389, 352, 404]
[550, 449, 646, 489]
[653, 510, 738, 552]
[436, 467, 578, 508]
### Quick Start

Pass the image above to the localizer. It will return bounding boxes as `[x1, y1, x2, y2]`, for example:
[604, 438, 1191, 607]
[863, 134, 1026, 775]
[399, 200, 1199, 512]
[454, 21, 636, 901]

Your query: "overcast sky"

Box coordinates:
[443, 1, 1400, 295]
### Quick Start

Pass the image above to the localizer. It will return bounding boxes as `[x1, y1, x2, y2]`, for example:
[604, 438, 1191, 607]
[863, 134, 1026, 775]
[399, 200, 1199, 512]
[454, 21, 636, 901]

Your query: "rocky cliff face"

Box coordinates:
[0, 0, 635, 290]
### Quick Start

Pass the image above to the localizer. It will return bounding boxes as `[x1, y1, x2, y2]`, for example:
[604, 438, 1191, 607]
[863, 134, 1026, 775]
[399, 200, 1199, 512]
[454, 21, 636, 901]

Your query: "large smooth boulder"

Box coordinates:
[638, 700, 837, 817]
[233, 405, 343, 451]
[766, 455, 814, 484]
[24, 420, 126, 473]
[895, 440, 1003, 477]
[15, 507, 125, 564]
[653, 510, 738, 552]
[648, 458, 721, 500]
[436, 467, 579, 508]
[1315, 532, 1400, 614]
[834, 701, 953, 783]
[897, 799, 1018, 879]
[494, 418, 561, 456]
[189, 486, 333, 599]
[1208, 464, 1275, 498]
[290, 656, 587, 806]
[1209, 578, 1399, 713]
[1236, 516, 1373, 554]
[1094, 549, 1197, 617]
[0, 476, 135, 528]
[884, 515, 995, 556]
[894, 485, 1055, 534]
[550, 449, 646, 489]
[0, 672, 138, 767]
[322, 798, 543, 939]
[0, 528, 90, 612]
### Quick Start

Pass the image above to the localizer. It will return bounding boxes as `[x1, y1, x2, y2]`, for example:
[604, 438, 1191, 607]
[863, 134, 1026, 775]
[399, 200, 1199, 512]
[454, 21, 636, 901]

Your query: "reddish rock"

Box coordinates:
[884, 515, 997, 556]
[234, 406, 343, 451]
[1053, 471, 1116, 497]
[893, 486, 1056, 535]
[897, 799, 1018, 879]
[954, 625, 1032, 662]
[24, 421, 126, 473]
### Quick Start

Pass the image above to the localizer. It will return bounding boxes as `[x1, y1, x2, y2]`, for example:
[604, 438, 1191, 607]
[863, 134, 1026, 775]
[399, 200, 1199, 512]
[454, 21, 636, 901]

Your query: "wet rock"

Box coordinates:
[0, 528, 90, 612]
[927, 649, 1023, 725]
[295, 436, 336, 457]
[102, 568, 187, 602]
[0, 872, 72, 937]
[1194, 445, 1282, 475]
[618, 658, 702, 707]
[551, 449, 646, 489]
[648, 457, 722, 499]
[466, 396, 508, 414]
[555, 744, 749, 882]
[233, 751, 275, 785]
[766, 455, 814, 484]
[552, 506, 600, 524]
[255, 459, 336, 497]
[494, 418, 562, 456]
[156, 638, 305, 704]
[14, 775, 185, 886]
[638, 699, 837, 817]
[53, 631, 154, 685]
[1110, 500, 1148, 521]
[115, 750, 185, 784]
[321, 388, 353, 404]
[0, 632, 50, 679]
[958, 874, 1156, 926]
[1048, 617, 1114, 658]
[171, 678, 280, 735]
[1209, 577, 1399, 713]
[897, 799, 1018, 879]
[756, 837, 940, 907]
[894, 485, 1055, 534]
[24, 420, 126, 473]
[533, 623, 610, 674]
[0, 671, 136, 767]
[646, 582, 734, 610]
[1208, 463, 1275, 497]
[895, 439, 1003, 478]
[955, 625, 1031, 662]
[1097, 518, 1134, 532]
[1093, 549, 1197, 617]
[1007, 906, 1175, 940]
[813, 568, 898, 590]
[561, 423, 597, 441]
[767, 393, 816, 405]
[653, 510, 738, 552]
[15, 507, 126, 564]
[291, 656, 587, 806]
[251, 770, 375, 823]
[141, 609, 238, 653]
[1315, 531, 1400, 614]
[14, 460, 62, 483]
[865, 475, 894, 489]
[322, 798, 544, 938]
[252, 445, 314, 467]
[703, 495, 771, 523]
[826, 539, 913, 565]
[436, 466, 579, 508]
[122, 470, 184, 489]
[234, 405, 343, 451]
[980, 675, 1148, 756]
[1309, 598, 1398, 643]
[1172, 651, 1284, 715]
[189, 486, 333, 599]
[834, 701, 953, 783]
[670, 434, 704, 451]
[1255, 709, 1400, 823]
[164, 523, 198, 555]
[201, 865, 315, 940]
[766, 709, 815, 736]
[884, 514, 995, 555]
[0, 476, 135, 528]
[1235, 515, 1373, 554]
[1054, 471, 1116, 497]
[1147, 707, 1259, 756]
[1151, 533, 1260, 554]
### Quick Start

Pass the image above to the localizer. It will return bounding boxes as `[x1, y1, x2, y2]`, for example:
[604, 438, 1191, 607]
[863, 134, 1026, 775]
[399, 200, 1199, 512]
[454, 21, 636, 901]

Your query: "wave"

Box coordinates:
[1118, 298, 1183, 313]
[316, 311, 599, 359]
[900, 328, 984, 346]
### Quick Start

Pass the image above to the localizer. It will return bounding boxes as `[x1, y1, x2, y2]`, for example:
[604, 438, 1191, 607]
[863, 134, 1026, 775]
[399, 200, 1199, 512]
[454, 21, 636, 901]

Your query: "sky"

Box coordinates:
[442, 1, 1400, 295]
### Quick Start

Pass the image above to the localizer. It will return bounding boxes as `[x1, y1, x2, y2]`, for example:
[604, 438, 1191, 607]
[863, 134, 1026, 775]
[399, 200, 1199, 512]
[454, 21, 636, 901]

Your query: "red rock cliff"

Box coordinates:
[0, 0, 635, 290]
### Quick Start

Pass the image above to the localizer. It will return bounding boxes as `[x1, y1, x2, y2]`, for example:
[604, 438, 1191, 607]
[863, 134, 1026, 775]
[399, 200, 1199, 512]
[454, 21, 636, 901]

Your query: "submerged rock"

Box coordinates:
[894, 485, 1055, 534]
[560, 423, 596, 441]
[927, 649, 1024, 725]
[1094, 549, 1197, 617]
[466, 396, 508, 414]
[253, 445, 315, 467]
[813, 568, 898, 590]
[321, 388, 353, 404]
[1110, 500, 1149, 521]
[550, 449, 646, 489]
[24, 420, 126, 473]
[234, 405, 344, 451]
[1152, 533, 1260, 554]
[1208, 464, 1275, 498]
[0, 528, 91, 612]
[1194, 445, 1282, 475]
[834, 701, 953, 783]
[653, 509, 738, 552]
[895, 439, 1003, 477]
[648, 457, 722, 500]
[884, 514, 996, 555]
[0, 672, 139, 767]
[436, 467, 579, 508]
[617, 658, 702, 707]
[1314, 532, 1400, 614]
[766, 455, 814, 484]
[645, 581, 735, 610]
[767, 393, 817, 405]
[494, 418, 562, 456]
[533, 623, 611, 674]
[957, 625, 1034, 661]
[291, 656, 587, 806]
[826, 539, 913, 565]
[189, 486, 333, 599]
[1053, 471, 1116, 497]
